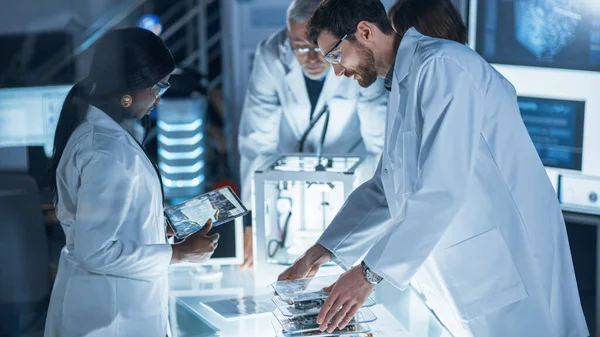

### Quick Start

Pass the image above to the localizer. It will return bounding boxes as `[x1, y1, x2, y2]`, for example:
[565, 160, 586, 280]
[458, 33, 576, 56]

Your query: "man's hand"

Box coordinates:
[278, 244, 331, 281]
[317, 265, 375, 333]
[171, 219, 220, 264]
[240, 226, 253, 269]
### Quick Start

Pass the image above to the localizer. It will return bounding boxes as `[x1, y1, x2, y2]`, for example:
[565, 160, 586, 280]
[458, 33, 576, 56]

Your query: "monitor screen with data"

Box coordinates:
[475, 0, 600, 71]
[517, 96, 585, 170]
[0, 85, 71, 156]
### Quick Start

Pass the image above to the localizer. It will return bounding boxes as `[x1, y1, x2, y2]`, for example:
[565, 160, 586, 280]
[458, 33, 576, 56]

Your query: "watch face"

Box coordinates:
[361, 261, 382, 284]
[367, 271, 378, 284]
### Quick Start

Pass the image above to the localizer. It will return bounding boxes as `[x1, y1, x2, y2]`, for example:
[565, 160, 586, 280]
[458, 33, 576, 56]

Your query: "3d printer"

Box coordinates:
[252, 154, 368, 266]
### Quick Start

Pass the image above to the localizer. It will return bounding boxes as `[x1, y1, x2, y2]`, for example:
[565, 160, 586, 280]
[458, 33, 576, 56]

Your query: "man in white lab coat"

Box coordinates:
[238, 0, 388, 267]
[279, 0, 589, 336]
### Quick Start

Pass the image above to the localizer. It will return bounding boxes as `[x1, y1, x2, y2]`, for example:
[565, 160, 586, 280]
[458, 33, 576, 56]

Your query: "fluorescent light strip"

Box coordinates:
[157, 119, 202, 132]
[158, 147, 204, 160]
[158, 133, 203, 146]
[163, 175, 205, 188]
[159, 161, 204, 174]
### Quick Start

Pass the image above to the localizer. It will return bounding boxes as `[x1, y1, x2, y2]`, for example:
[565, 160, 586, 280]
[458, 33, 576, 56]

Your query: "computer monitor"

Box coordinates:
[205, 217, 244, 265]
[517, 96, 585, 170]
[469, 0, 600, 180]
[0, 85, 71, 156]
[472, 0, 600, 72]
[174, 218, 244, 266]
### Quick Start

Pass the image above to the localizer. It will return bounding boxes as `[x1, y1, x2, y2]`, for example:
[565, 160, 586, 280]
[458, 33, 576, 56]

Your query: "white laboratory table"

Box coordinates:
[167, 264, 453, 337]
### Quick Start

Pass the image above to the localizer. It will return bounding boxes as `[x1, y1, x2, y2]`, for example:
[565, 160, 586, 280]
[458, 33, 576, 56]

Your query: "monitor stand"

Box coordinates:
[188, 265, 224, 282]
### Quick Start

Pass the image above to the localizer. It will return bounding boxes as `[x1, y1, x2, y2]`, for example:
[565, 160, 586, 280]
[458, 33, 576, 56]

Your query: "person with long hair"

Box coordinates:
[387, 0, 467, 44]
[45, 27, 219, 337]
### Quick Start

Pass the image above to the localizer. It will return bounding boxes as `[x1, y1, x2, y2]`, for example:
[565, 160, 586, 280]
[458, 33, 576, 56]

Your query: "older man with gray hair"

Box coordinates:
[238, 0, 388, 268]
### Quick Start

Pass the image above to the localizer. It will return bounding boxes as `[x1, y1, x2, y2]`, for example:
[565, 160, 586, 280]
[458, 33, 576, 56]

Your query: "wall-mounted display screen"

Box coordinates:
[517, 96, 585, 170]
[475, 0, 600, 71]
[0, 85, 70, 156]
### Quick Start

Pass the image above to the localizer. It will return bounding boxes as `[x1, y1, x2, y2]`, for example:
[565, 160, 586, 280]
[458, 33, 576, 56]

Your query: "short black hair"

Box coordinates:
[307, 0, 394, 45]
[388, 0, 468, 44]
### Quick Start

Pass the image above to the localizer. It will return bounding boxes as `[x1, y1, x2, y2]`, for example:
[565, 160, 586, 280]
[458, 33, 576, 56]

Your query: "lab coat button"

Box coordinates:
[383, 169, 388, 174]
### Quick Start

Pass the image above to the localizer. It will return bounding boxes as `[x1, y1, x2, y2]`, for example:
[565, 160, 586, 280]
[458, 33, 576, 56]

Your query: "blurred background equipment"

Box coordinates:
[0, 85, 71, 157]
[0, 173, 49, 337]
[156, 97, 207, 200]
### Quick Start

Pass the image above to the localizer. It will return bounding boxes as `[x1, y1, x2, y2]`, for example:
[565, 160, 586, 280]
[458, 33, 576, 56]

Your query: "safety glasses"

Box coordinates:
[151, 81, 171, 99]
[323, 26, 357, 64]
[293, 46, 322, 55]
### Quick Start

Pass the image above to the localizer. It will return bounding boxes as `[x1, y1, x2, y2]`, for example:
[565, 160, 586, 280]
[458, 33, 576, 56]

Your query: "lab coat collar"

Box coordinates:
[86, 105, 128, 134]
[393, 28, 423, 85]
[86, 105, 143, 144]
[284, 63, 343, 139]
[285, 62, 312, 110]
[281, 34, 311, 111]
[281, 34, 343, 138]
[86, 104, 158, 177]
[315, 67, 343, 111]
[280, 32, 342, 105]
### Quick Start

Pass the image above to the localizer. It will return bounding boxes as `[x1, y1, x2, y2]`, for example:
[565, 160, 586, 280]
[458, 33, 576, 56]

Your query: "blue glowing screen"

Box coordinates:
[517, 96, 585, 170]
[476, 0, 600, 71]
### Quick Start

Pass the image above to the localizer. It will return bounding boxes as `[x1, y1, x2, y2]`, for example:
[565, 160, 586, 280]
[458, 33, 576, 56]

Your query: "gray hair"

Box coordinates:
[286, 0, 322, 30]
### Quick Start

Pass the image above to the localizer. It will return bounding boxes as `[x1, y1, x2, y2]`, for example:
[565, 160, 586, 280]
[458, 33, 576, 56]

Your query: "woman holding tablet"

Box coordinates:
[45, 27, 218, 337]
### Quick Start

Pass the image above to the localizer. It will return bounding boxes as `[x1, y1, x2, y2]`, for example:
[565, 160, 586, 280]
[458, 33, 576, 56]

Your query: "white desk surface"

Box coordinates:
[168, 264, 453, 337]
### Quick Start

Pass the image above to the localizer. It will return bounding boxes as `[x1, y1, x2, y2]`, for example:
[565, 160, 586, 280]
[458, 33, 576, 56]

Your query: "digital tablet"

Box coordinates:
[165, 186, 248, 239]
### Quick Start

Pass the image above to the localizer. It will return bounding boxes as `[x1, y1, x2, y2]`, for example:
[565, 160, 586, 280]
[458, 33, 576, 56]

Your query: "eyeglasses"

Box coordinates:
[323, 26, 357, 65]
[151, 81, 171, 98]
[293, 46, 322, 55]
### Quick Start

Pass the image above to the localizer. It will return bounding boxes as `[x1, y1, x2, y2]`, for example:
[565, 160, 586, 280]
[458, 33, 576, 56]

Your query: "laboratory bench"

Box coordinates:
[167, 264, 453, 337]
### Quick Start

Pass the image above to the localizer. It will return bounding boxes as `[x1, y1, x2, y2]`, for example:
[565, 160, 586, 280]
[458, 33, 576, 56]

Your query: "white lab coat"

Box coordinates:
[45, 106, 172, 337]
[318, 28, 588, 337]
[238, 28, 388, 207]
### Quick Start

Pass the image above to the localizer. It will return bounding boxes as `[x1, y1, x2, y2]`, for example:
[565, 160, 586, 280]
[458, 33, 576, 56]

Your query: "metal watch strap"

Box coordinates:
[361, 261, 383, 284]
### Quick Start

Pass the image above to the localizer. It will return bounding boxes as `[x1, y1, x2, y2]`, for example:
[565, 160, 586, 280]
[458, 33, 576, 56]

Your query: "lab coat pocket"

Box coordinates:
[62, 272, 116, 332]
[439, 228, 528, 321]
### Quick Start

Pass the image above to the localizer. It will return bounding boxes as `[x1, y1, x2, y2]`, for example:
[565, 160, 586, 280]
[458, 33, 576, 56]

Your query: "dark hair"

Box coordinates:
[388, 0, 467, 44]
[307, 0, 394, 45]
[50, 27, 175, 202]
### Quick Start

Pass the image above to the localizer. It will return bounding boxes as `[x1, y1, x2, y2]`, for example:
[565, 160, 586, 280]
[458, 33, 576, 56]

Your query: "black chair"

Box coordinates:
[0, 173, 50, 337]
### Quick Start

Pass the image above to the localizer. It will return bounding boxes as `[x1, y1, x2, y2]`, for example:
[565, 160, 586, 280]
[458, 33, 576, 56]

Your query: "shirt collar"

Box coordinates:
[384, 64, 395, 92]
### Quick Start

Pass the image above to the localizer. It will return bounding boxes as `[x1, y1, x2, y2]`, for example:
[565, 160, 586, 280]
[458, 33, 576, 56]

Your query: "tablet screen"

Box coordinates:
[165, 186, 248, 238]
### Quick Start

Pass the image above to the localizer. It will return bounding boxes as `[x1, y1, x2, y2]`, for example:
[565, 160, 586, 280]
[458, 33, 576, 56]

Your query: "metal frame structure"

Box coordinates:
[252, 154, 365, 272]
[38, 0, 224, 93]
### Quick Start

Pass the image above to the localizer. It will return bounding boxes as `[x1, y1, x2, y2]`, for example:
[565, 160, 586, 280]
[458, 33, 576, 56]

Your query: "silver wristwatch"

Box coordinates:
[361, 261, 383, 285]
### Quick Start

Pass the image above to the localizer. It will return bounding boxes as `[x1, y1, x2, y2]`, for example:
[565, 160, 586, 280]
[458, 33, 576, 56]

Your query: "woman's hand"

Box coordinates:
[171, 219, 220, 264]
[240, 226, 254, 269]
